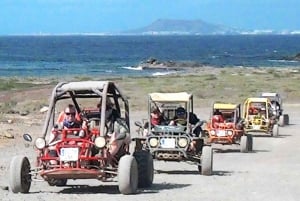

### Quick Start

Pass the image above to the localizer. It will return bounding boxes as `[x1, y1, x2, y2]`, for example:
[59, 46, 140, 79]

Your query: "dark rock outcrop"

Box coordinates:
[284, 53, 300, 61]
[293, 53, 300, 61]
[138, 57, 205, 70]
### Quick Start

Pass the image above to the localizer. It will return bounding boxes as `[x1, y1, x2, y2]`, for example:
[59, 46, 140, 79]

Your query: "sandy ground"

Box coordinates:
[0, 103, 299, 201]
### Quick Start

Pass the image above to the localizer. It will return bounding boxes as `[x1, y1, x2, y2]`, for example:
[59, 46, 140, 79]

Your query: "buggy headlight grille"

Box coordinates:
[227, 130, 233, 135]
[95, 136, 106, 148]
[35, 137, 46, 149]
[178, 137, 188, 148]
[149, 137, 159, 148]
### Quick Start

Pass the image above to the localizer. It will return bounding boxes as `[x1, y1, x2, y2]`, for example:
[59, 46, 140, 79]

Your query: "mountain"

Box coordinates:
[123, 19, 243, 35]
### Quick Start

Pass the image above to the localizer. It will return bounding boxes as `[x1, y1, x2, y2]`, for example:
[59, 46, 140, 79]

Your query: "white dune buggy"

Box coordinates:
[9, 81, 153, 195]
[133, 92, 213, 175]
[260, 92, 289, 126]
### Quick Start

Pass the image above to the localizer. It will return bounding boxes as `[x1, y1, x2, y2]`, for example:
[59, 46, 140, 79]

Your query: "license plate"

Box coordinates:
[160, 138, 176, 148]
[253, 125, 261, 130]
[216, 130, 226, 136]
[60, 148, 79, 161]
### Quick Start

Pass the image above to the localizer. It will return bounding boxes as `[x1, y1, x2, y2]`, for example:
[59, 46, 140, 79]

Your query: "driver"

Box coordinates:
[49, 104, 85, 143]
[48, 104, 86, 165]
[169, 107, 203, 137]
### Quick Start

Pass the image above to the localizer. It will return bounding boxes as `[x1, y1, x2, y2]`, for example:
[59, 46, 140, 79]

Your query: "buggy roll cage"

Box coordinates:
[42, 81, 130, 138]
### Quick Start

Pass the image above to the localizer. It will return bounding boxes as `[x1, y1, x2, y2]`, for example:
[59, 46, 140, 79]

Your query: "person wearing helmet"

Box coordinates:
[169, 106, 203, 137]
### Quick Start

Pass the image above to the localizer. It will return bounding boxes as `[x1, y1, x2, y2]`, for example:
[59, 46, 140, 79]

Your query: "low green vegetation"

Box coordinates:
[0, 67, 299, 113]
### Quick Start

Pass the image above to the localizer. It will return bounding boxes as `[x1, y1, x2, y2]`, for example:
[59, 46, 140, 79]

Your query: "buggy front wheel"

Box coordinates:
[9, 155, 31, 193]
[133, 150, 154, 188]
[240, 135, 249, 153]
[118, 155, 138, 195]
[199, 146, 213, 176]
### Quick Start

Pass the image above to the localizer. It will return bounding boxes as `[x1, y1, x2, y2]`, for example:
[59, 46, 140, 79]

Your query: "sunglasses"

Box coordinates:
[65, 112, 76, 116]
[177, 112, 185, 116]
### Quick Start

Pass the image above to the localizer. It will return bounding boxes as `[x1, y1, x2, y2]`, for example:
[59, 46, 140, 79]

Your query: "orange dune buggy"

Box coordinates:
[203, 102, 253, 152]
[9, 81, 153, 195]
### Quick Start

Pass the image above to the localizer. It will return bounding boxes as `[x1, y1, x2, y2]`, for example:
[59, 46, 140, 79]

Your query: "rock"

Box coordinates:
[4, 131, 14, 139]
[0, 185, 9, 190]
[20, 111, 29, 116]
[7, 119, 13, 124]
[40, 106, 49, 113]
[294, 53, 300, 61]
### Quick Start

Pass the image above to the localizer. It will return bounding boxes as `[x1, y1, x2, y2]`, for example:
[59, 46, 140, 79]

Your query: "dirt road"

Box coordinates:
[0, 105, 299, 201]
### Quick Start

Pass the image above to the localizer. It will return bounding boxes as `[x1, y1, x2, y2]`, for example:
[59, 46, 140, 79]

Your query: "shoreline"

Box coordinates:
[0, 65, 300, 81]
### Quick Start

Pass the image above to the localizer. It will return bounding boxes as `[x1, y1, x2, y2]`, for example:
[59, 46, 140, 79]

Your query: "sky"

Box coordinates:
[0, 0, 299, 35]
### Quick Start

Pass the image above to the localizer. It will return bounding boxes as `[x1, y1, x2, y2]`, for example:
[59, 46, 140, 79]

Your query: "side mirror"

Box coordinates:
[23, 133, 32, 142]
[134, 121, 143, 128]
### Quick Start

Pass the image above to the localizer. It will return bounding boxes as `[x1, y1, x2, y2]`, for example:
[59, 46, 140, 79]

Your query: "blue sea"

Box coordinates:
[0, 35, 300, 78]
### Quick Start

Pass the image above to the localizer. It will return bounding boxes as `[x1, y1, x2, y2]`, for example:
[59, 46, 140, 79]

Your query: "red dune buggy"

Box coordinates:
[9, 81, 153, 194]
[203, 102, 253, 152]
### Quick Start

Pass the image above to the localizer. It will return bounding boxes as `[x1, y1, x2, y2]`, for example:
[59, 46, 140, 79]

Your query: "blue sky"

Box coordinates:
[0, 0, 299, 35]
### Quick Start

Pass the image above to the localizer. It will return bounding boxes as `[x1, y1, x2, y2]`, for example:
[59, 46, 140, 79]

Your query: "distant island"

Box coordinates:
[122, 19, 300, 35]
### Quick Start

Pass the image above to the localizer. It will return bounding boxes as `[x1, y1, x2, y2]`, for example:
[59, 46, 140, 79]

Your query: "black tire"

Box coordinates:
[133, 150, 154, 188]
[47, 179, 68, 186]
[9, 155, 31, 193]
[283, 114, 289, 125]
[247, 134, 253, 152]
[200, 146, 213, 176]
[240, 135, 248, 153]
[118, 155, 138, 195]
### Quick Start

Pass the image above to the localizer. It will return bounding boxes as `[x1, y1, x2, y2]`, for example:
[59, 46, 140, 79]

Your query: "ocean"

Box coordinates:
[0, 35, 300, 78]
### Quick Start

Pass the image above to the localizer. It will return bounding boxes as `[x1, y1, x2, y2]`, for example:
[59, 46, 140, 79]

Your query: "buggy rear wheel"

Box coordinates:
[133, 150, 154, 188]
[278, 115, 284, 127]
[247, 134, 253, 152]
[9, 155, 31, 193]
[283, 114, 289, 125]
[240, 135, 249, 153]
[199, 146, 213, 176]
[272, 124, 279, 137]
[118, 155, 138, 195]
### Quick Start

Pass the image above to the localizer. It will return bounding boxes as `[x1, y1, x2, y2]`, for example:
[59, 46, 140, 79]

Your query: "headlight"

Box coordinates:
[210, 130, 216, 135]
[178, 138, 188, 148]
[149, 138, 159, 147]
[227, 130, 233, 135]
[95, 136, 106, 148]
[35, 137, 46, 149]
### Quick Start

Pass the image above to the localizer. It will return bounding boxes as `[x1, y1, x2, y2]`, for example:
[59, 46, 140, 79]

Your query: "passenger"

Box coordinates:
[255, 108, 266, 120]
[211, 114, 225, 128]
[225, 112, 235, 123]
[150, 106, 166, 126]
[213, 109, 223, 116]
[97, 99, 130, 159]
[143, 106, 167, 137]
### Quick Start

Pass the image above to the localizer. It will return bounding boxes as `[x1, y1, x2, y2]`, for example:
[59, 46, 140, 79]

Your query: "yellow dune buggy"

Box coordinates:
[242, 97, 279, 137]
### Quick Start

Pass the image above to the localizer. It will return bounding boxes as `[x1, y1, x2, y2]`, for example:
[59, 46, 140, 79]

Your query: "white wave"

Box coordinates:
[122, 66, 143, 71]
[152, 71, 177, 76]
[268, 59, 298, 63]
